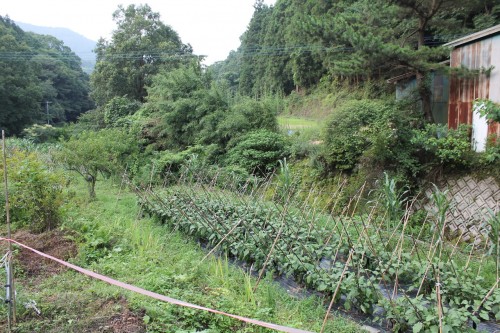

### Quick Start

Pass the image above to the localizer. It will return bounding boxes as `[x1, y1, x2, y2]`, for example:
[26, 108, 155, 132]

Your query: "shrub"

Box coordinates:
[481, 135, 500, 164]
[102, 96, 142, 127]
[214, 97, 279, 147]
[411, 124, 474, 168]
[320, 99, 416, 172]
[0, 149, 65, 232]
[225, 130, 289, 174]
[22, 124, 69, 143]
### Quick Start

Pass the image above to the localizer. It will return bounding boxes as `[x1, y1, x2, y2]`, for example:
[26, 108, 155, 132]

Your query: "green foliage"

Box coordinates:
[29, 33, 94, 123]
[0, 16, 92, 135]
[145, 64, 281, 166]
[90, 4, 192, 105]
[225, 130, 288, 174]
[321, 99, 379, 171]
[411, 124, 474, 168]
[321, 99, 419, 175]
[56, 128, 138, 198]
[0, 149, 65, 232]
[474, 98, 500, 123]
[102, 96, 142, 127]
[145, 63, 225, 150]
[21, 124, 69, 144]
[482, 135, 500, 164]
[374, 172, 409, 226]
[216, 97, 279, 145]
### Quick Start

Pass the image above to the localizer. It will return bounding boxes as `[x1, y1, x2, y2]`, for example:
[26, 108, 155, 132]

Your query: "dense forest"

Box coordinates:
[1, 1, 500, 332]
[0, 16, 93, 135]
[215, 0, 500, 94]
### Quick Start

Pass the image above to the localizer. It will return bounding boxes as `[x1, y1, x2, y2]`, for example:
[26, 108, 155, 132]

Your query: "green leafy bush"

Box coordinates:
[216, 97, 279, 144]
[411, 124, 474, 168]
[320, 99, 419, 175]
[102, 96, 142, 127]
[225, 130, 289, 174]
[481, 135, 500, 164]
[0, 149, 65, 232]
[22, 124, 69, 144]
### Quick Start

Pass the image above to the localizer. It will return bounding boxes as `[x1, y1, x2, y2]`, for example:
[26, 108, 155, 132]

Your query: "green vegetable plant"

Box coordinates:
[136, 174, 500, 330]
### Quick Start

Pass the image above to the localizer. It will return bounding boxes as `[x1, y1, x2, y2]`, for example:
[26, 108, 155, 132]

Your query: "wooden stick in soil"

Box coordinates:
[253, 209, 287, 292]
[391, 205, 411, 300]
[350, 181, 367, 218]
[417, 234, 439, 296]
[473, 240, 490, 279]
[435, 273, 443, 333]
[324, 187, 354, 247]
[2, 130, 15, 329]
[201, 219, 243, 262]
[320, 249, 354, 333]
[464, 242, 476, 270]
[472, 277, 500, 318]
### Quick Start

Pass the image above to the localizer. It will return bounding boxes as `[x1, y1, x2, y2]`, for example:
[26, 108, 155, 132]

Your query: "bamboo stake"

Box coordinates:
[472, 277, 500, 318]
[2, 130, 15, 330]
[320, 249, 354, 333]
[201, 219, 243, 262]
[435, 274, 443, 333]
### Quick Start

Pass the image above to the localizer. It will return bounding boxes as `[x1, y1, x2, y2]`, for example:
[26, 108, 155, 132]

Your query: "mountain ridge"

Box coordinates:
[16, 21, 96, 73]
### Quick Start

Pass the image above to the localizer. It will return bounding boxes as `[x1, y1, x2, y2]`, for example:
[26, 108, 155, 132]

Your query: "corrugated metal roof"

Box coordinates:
[444, 24, 500, 48]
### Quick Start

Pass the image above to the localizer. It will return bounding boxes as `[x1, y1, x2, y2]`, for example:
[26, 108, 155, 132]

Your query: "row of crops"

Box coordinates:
[137, 182, 500, 332]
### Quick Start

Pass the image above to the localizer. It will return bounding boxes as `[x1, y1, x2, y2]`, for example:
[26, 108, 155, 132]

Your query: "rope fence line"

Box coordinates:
[0, 237, 314, 333]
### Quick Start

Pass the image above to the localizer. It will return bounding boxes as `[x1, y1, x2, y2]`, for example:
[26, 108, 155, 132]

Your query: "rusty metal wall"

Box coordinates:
[448, 35, 500, 137]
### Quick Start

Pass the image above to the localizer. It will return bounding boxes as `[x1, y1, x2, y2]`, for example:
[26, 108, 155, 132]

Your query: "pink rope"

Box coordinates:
[0, 237, 314, 333]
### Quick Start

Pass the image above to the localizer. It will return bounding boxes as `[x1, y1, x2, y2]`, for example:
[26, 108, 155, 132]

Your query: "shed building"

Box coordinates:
[445, 24, 500, 152]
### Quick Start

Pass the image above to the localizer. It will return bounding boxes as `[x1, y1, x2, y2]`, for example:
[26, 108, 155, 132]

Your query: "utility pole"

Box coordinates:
[45, 101, 52, 124]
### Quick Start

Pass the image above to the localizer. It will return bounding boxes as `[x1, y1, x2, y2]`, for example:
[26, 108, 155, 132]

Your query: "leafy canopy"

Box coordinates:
[91, 4, 194, 105]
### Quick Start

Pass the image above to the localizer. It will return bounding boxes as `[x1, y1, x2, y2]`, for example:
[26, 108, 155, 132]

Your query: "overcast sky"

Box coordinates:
[2, 0, 276, 64]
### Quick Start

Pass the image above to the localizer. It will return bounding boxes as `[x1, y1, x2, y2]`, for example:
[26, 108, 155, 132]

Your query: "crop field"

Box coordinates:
[137, 168, 500, 333]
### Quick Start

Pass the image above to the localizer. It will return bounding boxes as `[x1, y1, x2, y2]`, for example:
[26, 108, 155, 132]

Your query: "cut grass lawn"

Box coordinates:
[0, 176, 364, 333]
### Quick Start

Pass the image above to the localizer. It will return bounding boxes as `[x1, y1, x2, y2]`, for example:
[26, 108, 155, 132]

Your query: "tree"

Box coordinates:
[0, 16, 44, 135]
[91, 4, 194, 106]
[238, 1, 273, 96]
[391, 0, 456, 121]
[144, 62, 214, 149]
[0, 16, 93, 134]
[57, 129, 137, 198]
[29, 33, 94, 122]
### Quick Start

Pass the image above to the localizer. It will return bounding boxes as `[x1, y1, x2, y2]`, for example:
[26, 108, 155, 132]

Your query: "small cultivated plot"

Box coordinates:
[137, 172, 500, 333]
[0, 177, 363, 333]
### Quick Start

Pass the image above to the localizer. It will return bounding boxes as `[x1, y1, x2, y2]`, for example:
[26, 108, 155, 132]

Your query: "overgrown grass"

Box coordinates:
[278, 116, 321, 131]
[4, 176, 362, 332]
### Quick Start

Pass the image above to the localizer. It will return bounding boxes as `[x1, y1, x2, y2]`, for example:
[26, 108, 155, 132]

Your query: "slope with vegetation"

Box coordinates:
[1, 1, 500, 332]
